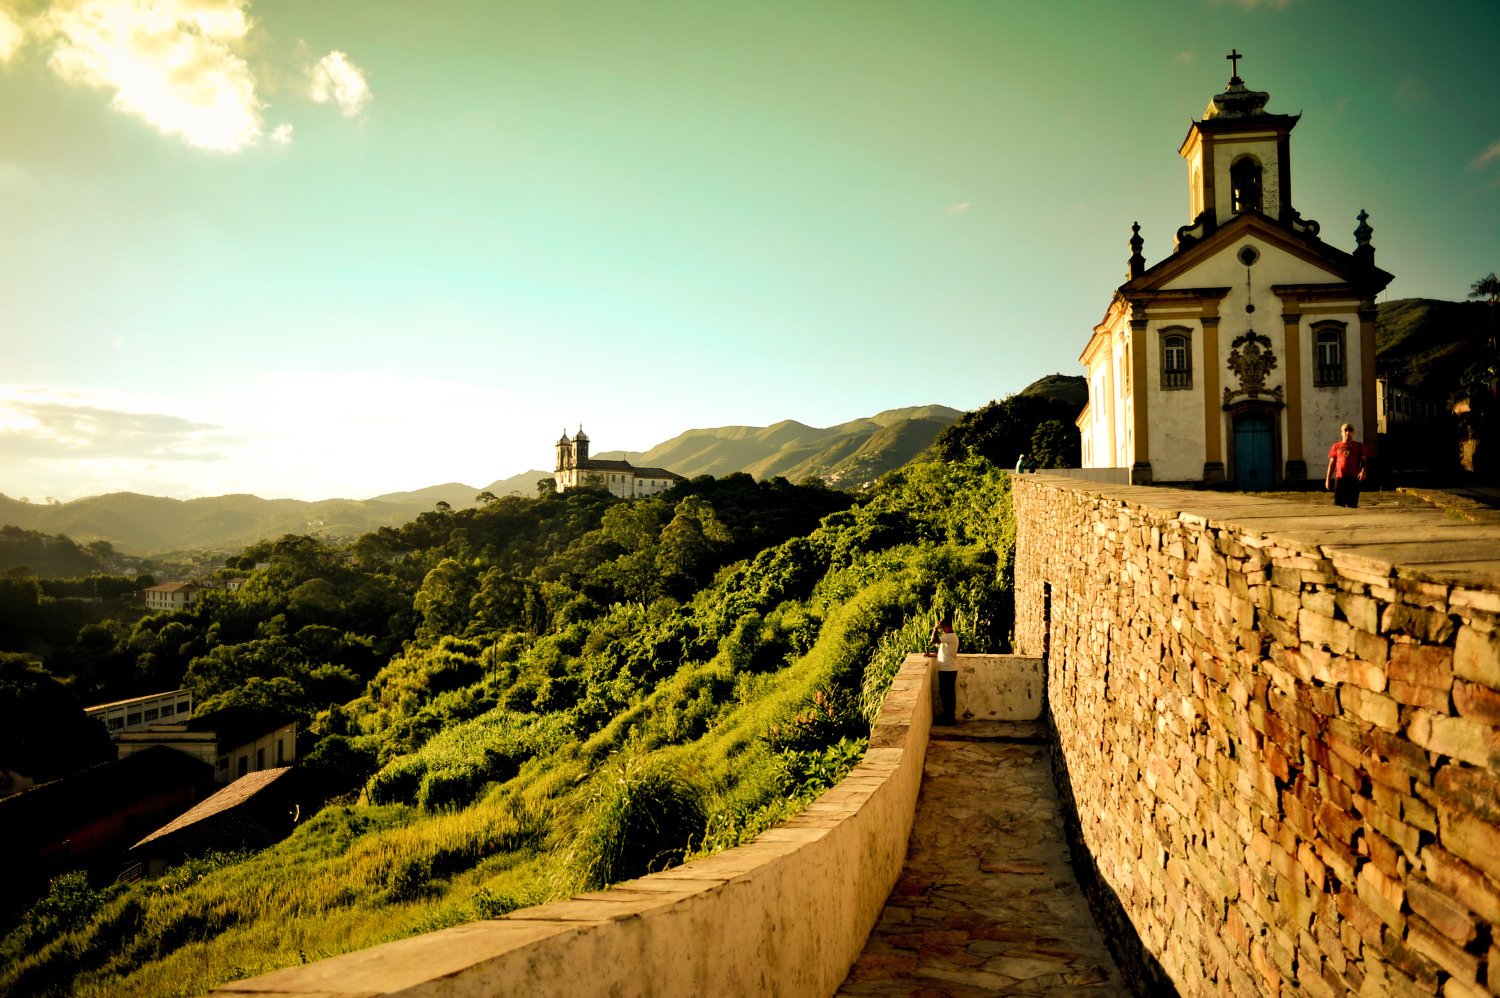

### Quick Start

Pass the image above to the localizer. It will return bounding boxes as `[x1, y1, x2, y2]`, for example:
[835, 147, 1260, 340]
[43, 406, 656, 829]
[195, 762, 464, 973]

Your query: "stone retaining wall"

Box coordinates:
[213, 654, 936, 998]
[1013, 475, 1500, 997]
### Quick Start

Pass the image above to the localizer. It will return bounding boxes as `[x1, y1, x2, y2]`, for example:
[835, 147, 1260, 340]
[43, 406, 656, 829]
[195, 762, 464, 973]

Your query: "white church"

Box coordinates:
[553, 427, 683, 498]
[1078, 53, 1394, 488]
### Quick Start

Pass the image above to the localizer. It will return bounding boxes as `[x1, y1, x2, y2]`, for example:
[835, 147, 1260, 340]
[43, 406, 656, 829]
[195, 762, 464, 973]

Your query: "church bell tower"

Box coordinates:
[1176, 51, 1316, 249]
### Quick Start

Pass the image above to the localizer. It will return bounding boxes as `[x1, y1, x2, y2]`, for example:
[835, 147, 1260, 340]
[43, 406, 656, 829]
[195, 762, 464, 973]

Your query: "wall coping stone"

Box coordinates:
[1027, 472, 1500, 590]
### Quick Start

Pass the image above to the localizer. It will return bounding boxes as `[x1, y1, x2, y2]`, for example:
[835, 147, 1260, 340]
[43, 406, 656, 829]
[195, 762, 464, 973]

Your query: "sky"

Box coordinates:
[1, 0, 1496, 503]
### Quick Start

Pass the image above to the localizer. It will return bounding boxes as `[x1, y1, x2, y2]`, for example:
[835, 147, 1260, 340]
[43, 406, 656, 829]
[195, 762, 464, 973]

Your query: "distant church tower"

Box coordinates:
[1078, 52, 1393, 488]
[555, 426, 590, 483]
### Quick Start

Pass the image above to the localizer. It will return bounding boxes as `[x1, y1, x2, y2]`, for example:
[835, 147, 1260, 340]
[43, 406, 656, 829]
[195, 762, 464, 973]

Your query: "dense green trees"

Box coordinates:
[0, 655, 115, 783]
[2, 457, 1018, 997]
[0, 526, 106, 577]
[932, 392, 1083, 469]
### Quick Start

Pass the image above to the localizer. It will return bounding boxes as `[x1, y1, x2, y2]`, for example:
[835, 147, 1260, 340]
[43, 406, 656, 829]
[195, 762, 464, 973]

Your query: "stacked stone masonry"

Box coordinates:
[1012, 475, 1500, 998]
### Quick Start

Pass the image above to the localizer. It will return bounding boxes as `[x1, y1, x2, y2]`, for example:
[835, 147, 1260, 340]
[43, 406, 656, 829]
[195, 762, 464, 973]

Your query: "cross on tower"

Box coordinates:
[1226, 49, 1244, 81]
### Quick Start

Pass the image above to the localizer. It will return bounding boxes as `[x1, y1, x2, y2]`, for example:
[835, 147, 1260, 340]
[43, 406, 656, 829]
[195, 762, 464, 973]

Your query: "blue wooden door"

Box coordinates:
[1233, 415, 1274, 490]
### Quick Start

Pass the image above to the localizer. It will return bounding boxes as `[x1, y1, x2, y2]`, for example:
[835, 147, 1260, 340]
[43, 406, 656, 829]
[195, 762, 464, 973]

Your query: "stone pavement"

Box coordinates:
[837, 723, 1129, 997]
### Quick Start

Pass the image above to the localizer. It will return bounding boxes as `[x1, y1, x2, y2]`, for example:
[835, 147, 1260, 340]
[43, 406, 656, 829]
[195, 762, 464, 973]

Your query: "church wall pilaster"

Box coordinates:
[1280, 305, 1305, 479]
[1359, 303, 1379, 455]
[1202, 140, 1217, 224]
[1200, 314, 1223, 480]
[1129, 315, 1150, 470]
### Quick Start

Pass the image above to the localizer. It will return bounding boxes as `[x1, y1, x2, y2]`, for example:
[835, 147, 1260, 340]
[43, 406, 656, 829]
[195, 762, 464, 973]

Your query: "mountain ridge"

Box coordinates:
[0, 404, 966, 555]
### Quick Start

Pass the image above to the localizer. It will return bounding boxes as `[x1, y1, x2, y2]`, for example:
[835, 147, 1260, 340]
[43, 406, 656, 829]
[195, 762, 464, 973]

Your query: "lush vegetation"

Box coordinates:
[0, 459, 1016, 997]
[932, 388, 1085, 470]
[1374, 290, 1498, 476]
[0, 526, 115, 578]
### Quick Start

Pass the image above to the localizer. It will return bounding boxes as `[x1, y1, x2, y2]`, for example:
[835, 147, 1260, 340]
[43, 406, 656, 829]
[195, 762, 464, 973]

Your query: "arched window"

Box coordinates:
[1230, 156, 1263, 214]
[1159, 328, 1192, 390]
[1313, 322, 1347, 387]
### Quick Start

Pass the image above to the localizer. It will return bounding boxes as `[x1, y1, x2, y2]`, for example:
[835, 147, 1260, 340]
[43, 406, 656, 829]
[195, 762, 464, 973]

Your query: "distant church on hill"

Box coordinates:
[553, 427, 683, 498]
[1077, 52, 1394, 488]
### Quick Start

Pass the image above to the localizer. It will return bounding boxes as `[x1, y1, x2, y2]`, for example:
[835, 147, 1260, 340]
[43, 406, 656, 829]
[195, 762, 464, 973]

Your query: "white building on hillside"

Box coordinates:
[554, 428, 684, 498]
[144, 582, 200, 613]
[85, 689, 193, 737]
[1078, 53, 1394, 488]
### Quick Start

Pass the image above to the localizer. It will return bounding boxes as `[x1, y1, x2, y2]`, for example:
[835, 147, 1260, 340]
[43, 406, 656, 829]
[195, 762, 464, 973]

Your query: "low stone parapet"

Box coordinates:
[934, 653, 1044, 722]
[213, 653, 934, 998]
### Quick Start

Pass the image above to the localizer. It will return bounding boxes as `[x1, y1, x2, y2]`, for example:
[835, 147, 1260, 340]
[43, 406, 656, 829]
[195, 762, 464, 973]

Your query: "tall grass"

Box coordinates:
[561, 752, 707, 891]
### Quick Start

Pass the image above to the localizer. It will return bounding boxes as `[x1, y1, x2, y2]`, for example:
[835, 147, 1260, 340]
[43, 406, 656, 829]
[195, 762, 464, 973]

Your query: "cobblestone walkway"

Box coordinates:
[837, 724, 1128, 997]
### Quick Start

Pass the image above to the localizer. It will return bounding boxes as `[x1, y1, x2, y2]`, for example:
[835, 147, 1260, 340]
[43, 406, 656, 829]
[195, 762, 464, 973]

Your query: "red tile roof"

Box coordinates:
[132, 767, 292, 849]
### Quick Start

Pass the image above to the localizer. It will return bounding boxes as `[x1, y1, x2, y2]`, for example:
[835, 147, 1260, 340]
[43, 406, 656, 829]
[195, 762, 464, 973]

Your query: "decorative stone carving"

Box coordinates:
[1175, 209, 1215, 252]
[1223, 330, 1283, 406]
[1280, 205, 1320, 238]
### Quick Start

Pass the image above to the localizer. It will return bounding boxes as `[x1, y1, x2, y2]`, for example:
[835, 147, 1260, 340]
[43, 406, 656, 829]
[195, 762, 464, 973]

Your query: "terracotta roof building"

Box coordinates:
[130, 766, 301, 877]
[143, 582, 200, 612]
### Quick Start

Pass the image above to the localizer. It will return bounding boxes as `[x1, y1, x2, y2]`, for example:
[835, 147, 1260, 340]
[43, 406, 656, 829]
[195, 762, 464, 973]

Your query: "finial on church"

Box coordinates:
[1353, 209, 1375, 268]
[1226, 49, 1244, 85]
[1128, 222, 1145, 279]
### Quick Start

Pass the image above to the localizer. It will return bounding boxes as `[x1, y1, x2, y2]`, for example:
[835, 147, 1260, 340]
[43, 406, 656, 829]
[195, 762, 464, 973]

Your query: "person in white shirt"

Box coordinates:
[929, 612, 959, 725]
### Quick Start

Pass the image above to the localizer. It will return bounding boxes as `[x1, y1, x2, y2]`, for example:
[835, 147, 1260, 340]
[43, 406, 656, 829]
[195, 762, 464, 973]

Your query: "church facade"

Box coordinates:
[554, 428, 683, 498]
[1078, 55, 1393, 488]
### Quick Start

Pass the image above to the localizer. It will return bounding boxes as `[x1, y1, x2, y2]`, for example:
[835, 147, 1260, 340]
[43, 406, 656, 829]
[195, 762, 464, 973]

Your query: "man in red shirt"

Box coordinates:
[1325, 422, 1368, 508]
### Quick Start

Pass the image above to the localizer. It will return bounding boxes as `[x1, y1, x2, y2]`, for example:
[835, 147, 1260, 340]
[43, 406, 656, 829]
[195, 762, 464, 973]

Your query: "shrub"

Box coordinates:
[859, 612, 935, 724]
[566, 755, 707, 891]
[382, 856, 432, 903]
[418, 764, 483, 811]
[10, 871, 114, 953]
[471, 886, 524, 919]
[779, 736, 868, 799]
[300, 734, 380, 796]
[366, 756, 427, 806]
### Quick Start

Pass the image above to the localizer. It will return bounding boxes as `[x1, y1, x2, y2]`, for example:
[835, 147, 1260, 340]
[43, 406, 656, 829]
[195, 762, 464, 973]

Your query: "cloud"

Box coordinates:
[309, 49, 369, 117]
[10, 2, 369, 152]
[1471, 140, 1500, 172]
[1170, 51, 1193, 66]
[946, 201, 972, 215]
[0, 6, 24, 61]
[1472, 140, 1500, 189]
[1393, 75, 1431, 108]
[37, 0, 265, 152]
[0, 389, 233, 464]
[0, 375, 549, 503]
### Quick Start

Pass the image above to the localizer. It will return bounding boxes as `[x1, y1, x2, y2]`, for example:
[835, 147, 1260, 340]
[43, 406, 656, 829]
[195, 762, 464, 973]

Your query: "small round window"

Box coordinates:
[1237, 245, 1260, 267]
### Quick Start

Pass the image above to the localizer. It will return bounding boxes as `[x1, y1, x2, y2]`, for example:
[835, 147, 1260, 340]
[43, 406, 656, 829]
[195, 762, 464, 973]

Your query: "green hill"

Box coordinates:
[610, 404, 964, 485]
[0, 492, 432, 556]
[370, 470, 555, 509]
[0, 526, 106, 577]
[1019, 373, 1088, 408]
[1376, 297, 1493, 399]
